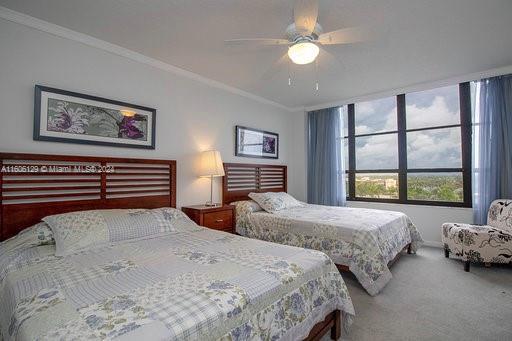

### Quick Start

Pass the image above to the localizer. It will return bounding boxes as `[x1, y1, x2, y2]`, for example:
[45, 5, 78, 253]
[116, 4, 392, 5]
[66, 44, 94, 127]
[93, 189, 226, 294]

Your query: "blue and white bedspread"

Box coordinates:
[234, 203, 423, 296]
[0, 226, 354, 340]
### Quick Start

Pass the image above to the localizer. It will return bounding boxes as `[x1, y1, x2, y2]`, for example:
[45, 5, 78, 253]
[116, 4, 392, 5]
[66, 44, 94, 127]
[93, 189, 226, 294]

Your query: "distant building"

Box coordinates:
[356, 176, 396, 189]
[385, 179, 397, 189]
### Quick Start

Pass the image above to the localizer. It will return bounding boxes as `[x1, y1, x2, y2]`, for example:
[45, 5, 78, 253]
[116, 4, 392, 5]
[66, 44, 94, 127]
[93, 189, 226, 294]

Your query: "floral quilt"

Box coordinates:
[234, 202, 423, 296]
[0, 225, 354, 340]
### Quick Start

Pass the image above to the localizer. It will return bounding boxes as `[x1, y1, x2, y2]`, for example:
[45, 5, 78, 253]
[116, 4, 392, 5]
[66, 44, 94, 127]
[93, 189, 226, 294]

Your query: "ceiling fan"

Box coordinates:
[225, 0, 366, 66]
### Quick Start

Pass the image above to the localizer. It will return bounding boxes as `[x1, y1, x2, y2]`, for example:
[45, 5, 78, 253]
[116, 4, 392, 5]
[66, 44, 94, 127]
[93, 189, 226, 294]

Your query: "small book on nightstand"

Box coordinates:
[181, 205, 235, 233]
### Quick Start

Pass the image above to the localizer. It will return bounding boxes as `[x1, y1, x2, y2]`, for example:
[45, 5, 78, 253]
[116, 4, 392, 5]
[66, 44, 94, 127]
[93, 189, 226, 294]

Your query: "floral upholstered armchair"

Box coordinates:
[442, 200, 512, 272]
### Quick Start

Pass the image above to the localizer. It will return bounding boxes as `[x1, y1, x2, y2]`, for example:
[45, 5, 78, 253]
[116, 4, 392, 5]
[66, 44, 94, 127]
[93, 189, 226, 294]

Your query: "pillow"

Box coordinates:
[43, 207, 195, 256]
[0, 222, 54, 256]
[487, 200, 512, 233]
[231, 200, 263, 214]
[248, 192, 303, 213]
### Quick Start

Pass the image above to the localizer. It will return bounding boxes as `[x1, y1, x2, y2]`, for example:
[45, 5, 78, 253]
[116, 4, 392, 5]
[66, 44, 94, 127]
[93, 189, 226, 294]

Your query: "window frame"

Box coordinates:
[344, 82, 472, 208]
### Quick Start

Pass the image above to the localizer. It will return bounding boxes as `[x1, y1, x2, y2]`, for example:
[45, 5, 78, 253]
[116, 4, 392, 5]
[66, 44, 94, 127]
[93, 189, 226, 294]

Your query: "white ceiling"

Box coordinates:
[1, 0, 512, 109]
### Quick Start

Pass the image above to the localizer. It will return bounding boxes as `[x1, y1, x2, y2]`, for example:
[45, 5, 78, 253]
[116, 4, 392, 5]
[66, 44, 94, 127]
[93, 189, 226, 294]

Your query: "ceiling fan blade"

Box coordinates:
[224, 38, 290, 46]
[260, 53, 290, 81]
[293, 0, 319, 35]
[318, 47, 344, 70]
[317, 27, 368, 45]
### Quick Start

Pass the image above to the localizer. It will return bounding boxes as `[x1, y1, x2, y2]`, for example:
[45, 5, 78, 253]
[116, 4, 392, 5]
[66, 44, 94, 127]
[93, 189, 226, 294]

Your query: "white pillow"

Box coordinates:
[230, 200, 263, 213]
[43, 207, 195, 256]
[248, 192, 303, 213]
[0, 222, 54, 256]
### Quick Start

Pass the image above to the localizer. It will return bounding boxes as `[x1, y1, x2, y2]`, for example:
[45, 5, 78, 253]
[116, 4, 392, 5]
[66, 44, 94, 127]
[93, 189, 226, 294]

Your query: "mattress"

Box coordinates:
[0, 225, 355, 340]
[234, 202, 423, 295]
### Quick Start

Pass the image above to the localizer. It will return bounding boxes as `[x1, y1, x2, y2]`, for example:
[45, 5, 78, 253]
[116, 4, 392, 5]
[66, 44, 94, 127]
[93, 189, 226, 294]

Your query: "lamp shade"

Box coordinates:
[198, 150, 225, 177]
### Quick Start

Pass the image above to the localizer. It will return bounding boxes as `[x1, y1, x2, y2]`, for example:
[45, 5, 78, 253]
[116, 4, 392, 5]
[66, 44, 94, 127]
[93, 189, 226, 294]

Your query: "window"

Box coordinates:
[344, 83, 472, 207]
[356, 173, 399, 199]
[354, 97, 397, 134]
[356, 134, 398, 170]
[351, 97, 399, 199]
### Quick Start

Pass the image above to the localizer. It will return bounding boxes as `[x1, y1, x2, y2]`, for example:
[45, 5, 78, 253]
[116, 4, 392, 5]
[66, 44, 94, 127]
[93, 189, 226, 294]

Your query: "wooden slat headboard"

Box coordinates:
[0, 152, 176, 241]
[222, 163, 287, 205]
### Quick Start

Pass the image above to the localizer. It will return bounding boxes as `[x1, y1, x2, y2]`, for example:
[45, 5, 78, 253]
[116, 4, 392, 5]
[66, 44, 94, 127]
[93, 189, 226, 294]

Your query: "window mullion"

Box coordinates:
[396, 94, 407, 203]
[348, 104, 356, 200]
[459, 82, 472, 207]
[397, 94, 407, 203]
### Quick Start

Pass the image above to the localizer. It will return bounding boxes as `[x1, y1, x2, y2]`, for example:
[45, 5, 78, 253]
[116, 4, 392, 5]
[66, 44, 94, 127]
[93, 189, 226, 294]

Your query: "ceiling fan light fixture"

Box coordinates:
[288, 41, 319, 65]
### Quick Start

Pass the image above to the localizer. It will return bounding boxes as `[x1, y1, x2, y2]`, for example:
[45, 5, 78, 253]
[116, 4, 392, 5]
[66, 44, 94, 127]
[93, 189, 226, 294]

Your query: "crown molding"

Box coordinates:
[0, 6, 296, 112]
[288, 105, 306, 113]
[303, 64, 512, 111]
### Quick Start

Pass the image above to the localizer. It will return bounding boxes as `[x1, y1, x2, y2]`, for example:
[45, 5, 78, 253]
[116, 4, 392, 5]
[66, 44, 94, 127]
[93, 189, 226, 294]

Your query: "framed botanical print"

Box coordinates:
[235, 125, 279, 159]
[34, 85, 156, 149]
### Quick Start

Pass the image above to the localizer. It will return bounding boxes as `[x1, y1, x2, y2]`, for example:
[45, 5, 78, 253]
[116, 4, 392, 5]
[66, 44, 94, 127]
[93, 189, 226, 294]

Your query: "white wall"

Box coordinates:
[289, 111, 308, 202]
[347, 201, 472, 247]
[289, 111, 474, 246]
[287, 109, 308, 201]
[0, 18, 296, 207]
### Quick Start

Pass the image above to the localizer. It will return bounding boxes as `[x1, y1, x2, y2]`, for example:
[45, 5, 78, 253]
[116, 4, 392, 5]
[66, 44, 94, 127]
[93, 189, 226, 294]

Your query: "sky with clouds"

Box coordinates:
[342, 85, 462, 170]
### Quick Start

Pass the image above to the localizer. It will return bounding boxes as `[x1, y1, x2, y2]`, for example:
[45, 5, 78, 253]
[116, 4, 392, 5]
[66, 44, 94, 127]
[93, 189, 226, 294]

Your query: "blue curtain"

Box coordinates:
[307, 107, 346, 206]
[472, 74, 512, 224]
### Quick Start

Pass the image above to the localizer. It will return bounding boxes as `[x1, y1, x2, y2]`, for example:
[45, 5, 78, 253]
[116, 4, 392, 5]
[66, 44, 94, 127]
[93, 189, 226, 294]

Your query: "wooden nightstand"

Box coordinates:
[181, 205, 235, 233]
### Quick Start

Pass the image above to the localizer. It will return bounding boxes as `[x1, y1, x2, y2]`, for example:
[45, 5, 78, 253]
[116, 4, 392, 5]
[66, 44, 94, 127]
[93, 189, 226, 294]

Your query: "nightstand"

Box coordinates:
[181, 205, 235, 233]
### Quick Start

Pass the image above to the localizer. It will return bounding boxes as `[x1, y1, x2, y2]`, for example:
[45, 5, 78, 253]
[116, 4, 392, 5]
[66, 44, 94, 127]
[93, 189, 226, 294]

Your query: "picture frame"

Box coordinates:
[235, 125, 279, 159]
[34, 85, 156, 149]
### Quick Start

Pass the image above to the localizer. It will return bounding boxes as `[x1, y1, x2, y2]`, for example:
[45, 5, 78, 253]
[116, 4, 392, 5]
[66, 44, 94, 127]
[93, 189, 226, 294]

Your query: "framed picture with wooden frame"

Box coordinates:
[34, 85, 156, 149]
[235, 125, 279, 159]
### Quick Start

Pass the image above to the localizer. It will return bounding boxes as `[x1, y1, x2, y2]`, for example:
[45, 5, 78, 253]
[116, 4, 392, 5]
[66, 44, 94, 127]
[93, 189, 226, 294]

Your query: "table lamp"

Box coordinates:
[198, 150, 225, 206]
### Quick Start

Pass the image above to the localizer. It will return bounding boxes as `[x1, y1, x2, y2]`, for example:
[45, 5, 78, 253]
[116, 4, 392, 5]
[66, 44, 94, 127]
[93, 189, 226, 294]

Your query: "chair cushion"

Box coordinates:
[487, 200, 512, 233]
[442, 222, 512, 263]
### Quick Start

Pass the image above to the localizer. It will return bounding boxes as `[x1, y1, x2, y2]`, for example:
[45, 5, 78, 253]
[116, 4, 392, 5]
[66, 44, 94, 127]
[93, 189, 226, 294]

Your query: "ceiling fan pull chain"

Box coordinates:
[288, 58, 292, 86]
[315, 58, 319, 91]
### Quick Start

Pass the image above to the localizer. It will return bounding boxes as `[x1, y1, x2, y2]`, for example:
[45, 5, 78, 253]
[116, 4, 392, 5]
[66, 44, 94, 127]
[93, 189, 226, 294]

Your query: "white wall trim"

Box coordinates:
[303, 64, 512, 111]
[0, 6, 295, 112]
[348, 199, 473, 212]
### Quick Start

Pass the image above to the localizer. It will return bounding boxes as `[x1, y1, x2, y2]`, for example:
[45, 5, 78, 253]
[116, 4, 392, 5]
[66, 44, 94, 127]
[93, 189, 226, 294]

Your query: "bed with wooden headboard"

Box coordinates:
[222, 161, 418, 296]
[0, 154, 348, 340]
[222, 162, 287, 205]
[0, 152, 176, 241]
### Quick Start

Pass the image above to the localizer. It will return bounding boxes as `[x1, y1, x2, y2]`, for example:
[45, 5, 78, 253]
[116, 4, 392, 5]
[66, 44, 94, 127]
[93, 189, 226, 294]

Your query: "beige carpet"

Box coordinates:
[323, 246, 512, 341]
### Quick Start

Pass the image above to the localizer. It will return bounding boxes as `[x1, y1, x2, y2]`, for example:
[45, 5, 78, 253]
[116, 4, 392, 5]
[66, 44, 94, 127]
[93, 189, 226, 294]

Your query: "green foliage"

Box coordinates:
[354, 174, 463, 202]
[407, 174, 463, 202]
[356, 179, 398, 199]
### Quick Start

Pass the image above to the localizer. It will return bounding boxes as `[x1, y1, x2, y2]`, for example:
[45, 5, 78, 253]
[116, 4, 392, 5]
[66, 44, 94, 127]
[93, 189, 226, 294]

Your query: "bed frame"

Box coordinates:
[0, 152, 176, 241]
[222, 162, 412, 267]
[0, 153, 340, 340]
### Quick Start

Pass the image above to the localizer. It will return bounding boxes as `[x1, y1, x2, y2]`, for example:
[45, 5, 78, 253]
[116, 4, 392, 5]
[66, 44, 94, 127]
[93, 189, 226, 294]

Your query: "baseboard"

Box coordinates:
[422, 240, 443, 248]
